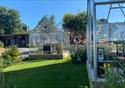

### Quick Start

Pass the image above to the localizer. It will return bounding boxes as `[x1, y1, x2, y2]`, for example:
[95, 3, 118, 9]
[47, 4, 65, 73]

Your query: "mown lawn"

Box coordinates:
[4, 59, 89, 88]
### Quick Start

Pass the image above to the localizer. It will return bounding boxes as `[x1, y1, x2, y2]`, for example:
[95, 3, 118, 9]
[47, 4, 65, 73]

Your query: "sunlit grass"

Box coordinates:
[4, 55, 71, 72]
[4, 59, 66, 72]
[4, 58, 89, 88]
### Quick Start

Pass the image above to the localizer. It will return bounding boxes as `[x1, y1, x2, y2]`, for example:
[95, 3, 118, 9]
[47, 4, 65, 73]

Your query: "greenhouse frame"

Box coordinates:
[87, 0, 125, 87]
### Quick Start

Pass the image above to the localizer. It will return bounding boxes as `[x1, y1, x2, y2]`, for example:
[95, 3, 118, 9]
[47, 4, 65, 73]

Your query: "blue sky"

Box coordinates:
[0, 0, 87, 29]
[0, 0, 125, 29]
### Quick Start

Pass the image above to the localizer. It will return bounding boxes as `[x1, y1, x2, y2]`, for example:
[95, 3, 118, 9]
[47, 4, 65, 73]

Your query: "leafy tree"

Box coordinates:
[20, 23, 28, 32]
[62, 12, 87, 45]
[62, 12, 87, 33]
[0, 6, 26, 34]
[62, 13, 75, 32]
[74, 12, 87, 32]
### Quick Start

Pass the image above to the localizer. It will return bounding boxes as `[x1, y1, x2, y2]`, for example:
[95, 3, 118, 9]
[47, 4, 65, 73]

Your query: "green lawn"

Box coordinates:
[4, 59, 89, 88]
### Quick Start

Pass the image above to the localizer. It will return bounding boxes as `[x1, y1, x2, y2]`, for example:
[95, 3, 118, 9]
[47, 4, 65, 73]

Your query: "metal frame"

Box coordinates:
[87, 0, 125, 83]
[107, 3, 125, 20]
[92, 0, 97, 82]
[29, 31, 70, 55]
[87, 0, 98, 82]
[95, 0, 125, 5]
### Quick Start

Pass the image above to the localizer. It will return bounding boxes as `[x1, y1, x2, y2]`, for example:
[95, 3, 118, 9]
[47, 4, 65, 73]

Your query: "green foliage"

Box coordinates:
[62, 13, 75, 31]
[0, 41, 4, 48]
[0, 71, 4, 88]
[62, 12, 87, 32]
[104, 65, 125, 88]
[97, 18, 109, 24]
[0, 56, 16, 88]
[19, 23, 28, 32]
[55, 43, 63, 54]
[0, 56, 5, 88]
[0, 6, 27, 34]
[70, 46, 87, 64]
[2, 45, 21, 66]
[74, 12, 87, 32]
[7, 45, 21, 63]
[34, 15, 57, 34]
[2, 53, 12, 66]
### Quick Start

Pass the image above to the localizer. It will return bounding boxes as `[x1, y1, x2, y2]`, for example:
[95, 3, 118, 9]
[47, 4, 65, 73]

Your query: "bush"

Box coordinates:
[70, 46, 87, 64]
[7, 45, 21, 63]
[56, 43, 63, 54]
[101, 63, 125, 88]
[106, 68, 125, 88]
[0, 41, 4, 48]
[2, 53, 12, 66]
[2, 45, 21, 66]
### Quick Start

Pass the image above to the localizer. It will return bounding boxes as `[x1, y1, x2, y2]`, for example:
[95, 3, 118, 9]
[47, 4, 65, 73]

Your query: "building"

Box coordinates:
[0, 32, 29, 48]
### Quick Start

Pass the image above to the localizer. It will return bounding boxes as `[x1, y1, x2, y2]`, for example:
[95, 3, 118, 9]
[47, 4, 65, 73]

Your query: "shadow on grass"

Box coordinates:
[4, 61, 89, 88]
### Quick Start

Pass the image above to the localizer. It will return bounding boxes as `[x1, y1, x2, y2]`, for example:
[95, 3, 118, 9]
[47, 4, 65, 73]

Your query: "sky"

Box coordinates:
[0, 0, 87, 29]
[0, 0, 125, 29]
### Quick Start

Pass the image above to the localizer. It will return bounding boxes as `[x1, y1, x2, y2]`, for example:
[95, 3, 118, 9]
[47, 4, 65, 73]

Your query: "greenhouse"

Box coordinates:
[87, 0, 125, 87]
[29, 30, 70, 59]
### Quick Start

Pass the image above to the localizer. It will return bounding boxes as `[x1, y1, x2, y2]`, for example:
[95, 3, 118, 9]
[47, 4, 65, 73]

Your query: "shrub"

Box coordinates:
[56, 43, 63, 54]
[103, 63, 125, 88]
[70, 46, 87, 64]
[7, 45, 21, 63]
[2, 53, 12, 66]
[106, 70, 125, 88]
[2, 45, 21, 66]
[0, 41, 4, 48]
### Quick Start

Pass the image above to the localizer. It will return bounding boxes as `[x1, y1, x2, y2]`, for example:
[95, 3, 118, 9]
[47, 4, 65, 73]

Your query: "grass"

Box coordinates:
[4, 59, 89, 88]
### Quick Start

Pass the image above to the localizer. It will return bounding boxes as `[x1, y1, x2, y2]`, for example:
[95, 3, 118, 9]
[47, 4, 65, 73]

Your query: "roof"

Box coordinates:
[0, 32, 29, 37]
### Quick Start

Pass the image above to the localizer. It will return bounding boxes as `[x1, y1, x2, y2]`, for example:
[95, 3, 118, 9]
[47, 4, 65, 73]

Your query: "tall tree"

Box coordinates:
[34, 15, 57, 34]
[62, 12, 87, 33]
[74, 12, 87, 32]
[62, 13, 75, 32]
[0, 6, 23, 34]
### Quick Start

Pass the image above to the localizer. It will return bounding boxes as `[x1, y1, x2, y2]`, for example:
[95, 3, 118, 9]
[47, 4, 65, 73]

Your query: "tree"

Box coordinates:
[34, 15, 57, 34]
[48, 15, 57, 32]
[62, 13, 75, 32]
[0, 6, 25, 34]
[97, 18, 109, 24]
[62, 12, 87, 45]
[62, 12, 87, 33]
[20, 23, 28, 32]
[74, 12, 87, 32]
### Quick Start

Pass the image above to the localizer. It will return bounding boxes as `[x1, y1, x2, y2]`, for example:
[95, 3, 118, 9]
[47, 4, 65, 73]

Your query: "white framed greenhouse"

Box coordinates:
[29, 30, 70, 59]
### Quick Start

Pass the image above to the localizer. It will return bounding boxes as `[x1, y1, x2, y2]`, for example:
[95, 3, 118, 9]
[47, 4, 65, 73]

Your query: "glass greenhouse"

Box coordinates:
[87, 0, 125, 85]
[29, 31, 70, 55]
